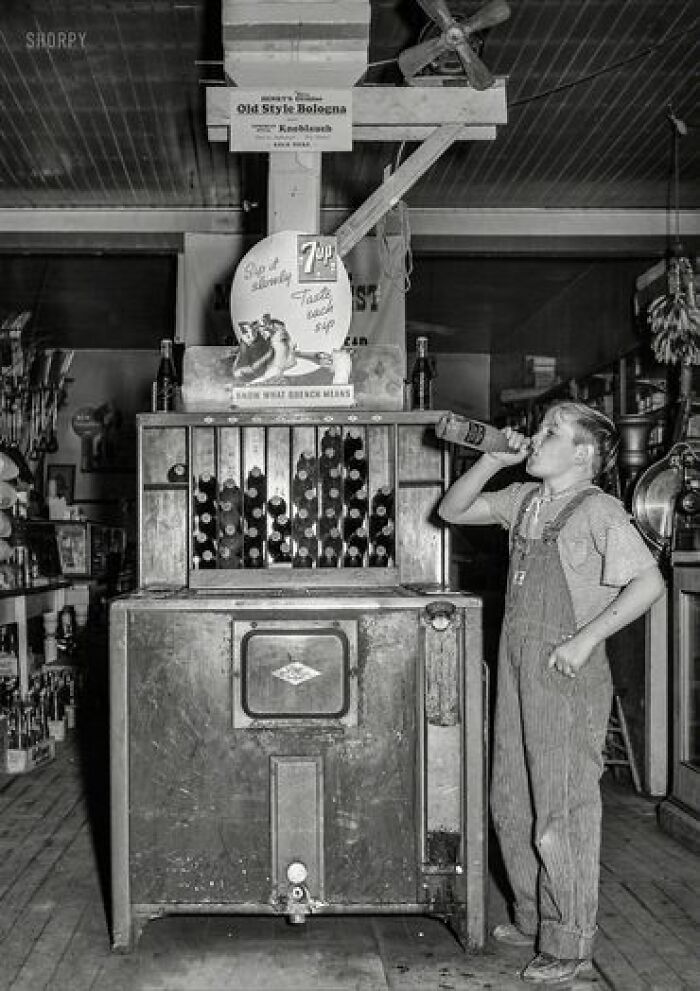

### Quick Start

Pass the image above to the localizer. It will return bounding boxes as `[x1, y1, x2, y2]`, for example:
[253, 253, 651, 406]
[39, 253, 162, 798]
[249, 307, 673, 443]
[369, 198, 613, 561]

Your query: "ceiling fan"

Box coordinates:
[398, 0, 511, 90]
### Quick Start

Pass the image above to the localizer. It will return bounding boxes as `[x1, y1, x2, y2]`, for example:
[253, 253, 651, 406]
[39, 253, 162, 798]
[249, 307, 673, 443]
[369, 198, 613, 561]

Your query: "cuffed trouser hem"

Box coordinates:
[539, 921, 595, 960]
[513, 907, 539, 939]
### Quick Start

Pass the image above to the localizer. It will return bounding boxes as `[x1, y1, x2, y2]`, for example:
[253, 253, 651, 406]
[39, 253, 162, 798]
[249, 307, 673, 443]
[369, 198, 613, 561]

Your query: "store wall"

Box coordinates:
[0, 254, 176, 349]
[490, 260, 645, 414]
[44, 349, 152, 534]
[433, 353, 491, 419]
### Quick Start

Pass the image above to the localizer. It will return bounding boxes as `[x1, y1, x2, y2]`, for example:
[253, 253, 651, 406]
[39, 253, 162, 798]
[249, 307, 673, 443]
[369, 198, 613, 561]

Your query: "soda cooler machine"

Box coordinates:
[110, 409, 487, 950]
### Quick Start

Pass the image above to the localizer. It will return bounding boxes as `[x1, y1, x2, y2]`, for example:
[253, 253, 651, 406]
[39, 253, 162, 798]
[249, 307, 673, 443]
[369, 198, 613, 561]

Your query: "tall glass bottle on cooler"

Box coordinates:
[411, 335, 434, 411]
[154, 339, 177, 412]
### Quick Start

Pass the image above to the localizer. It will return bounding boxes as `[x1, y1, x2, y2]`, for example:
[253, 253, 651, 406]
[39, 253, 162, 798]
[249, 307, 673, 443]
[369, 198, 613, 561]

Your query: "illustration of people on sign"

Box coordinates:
[230, 314, 276, 382]
[230, 313, 347, 386]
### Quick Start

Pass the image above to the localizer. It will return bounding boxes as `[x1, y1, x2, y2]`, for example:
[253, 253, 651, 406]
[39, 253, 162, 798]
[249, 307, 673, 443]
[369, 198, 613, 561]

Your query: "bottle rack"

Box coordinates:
[139, 411, 450, 590]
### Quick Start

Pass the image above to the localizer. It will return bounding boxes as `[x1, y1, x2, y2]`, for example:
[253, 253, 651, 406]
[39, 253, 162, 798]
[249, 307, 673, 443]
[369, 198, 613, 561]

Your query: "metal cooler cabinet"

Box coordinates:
[110, 411, 487, 950]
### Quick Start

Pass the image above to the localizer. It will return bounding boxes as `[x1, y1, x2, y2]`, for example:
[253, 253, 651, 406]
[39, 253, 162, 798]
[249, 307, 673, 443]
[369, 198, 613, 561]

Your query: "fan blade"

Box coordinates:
[454, 39, 494, 89]
[415, 0, 456, 33]
[398, 35, 450, 80]
[463, 0, 511, 35]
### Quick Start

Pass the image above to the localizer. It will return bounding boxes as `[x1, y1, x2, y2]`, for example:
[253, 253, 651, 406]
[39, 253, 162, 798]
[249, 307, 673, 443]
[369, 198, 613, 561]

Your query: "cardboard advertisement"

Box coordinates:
[182, 230, 405, 411]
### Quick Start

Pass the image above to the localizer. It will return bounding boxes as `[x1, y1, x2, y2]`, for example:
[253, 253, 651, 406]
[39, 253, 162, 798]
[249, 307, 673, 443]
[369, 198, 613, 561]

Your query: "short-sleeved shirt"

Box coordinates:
[481, 481, 658, 628]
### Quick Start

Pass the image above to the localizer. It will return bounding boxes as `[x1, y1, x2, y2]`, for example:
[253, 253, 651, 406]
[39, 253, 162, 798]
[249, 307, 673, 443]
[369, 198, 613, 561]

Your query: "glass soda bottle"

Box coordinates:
[410, 336, 434, 411]
[154, 339, 177, 412]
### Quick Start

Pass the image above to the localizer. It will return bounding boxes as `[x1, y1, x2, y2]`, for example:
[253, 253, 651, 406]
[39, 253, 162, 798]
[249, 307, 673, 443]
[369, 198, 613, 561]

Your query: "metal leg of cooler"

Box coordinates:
[604, 693, 642, 793]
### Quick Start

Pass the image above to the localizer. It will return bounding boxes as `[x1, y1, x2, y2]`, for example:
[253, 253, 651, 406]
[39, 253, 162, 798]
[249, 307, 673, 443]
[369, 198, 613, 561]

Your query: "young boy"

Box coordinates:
[438, 402, 664, 986]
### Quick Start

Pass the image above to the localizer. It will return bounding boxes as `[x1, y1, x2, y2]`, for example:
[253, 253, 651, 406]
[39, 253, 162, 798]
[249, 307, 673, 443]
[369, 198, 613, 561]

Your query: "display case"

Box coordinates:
[138, 410, 451, 590]
[111, 409, 487, 951]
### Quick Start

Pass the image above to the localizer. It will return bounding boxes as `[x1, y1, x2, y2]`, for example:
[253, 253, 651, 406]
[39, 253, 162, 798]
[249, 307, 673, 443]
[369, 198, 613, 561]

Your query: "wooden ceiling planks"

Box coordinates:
[0, 0, 696, 210]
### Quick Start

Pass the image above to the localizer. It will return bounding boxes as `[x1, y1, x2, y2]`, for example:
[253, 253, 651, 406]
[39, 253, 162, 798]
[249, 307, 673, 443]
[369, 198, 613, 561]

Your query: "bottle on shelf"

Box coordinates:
[292, 545, 314, 569]
[220, 479, 243, 532]
[245, 467, 267, 509]
[410, 335, 434, 411]
[193, 532, 217, 567]
[320, 427, 342, 469]
[268, 530, 292, 564]
[295, 526, 318, 559]
[247, 505, 266, 527]
[369, 545, 390, 568]
[220, 518, 239, 539]
[346, 526, 368, 557]
[166, 462, 187, 484]
[292, 468, 316, 503]
[220, 477, 242, 506]
[320, 524, 343, 552]
[193, 491, 215, 521]
[292, 506, 313, 538]
[245, 545, 264, 569]
[343, 429, 364, 462]
[345, 449, 368, 479]
[243, 523, 262, 544]
[369, 503, 391, 538]
[154, 338, 178, 413]
[267, 494, 287, 520]
[296, 486, 319, 518]
[219, 533, 243, 568]
[275, 513, 292, 539]
[195, 510, 217, 537]
[373, 521, 395, 559]
[322, 483, 343, 514]
[321, 464, 343, 491]
[344, 467, 366, 497]
[296, 450, 318, 480]
[371, 486, 394, 515]
[197, 471, 218, 501]
[319, 545, 339, 568]
[346, 487, 368, 515]
[343, 506, 365, 539]
[343, 545, 364, 568]
[320, 505, 340, 532]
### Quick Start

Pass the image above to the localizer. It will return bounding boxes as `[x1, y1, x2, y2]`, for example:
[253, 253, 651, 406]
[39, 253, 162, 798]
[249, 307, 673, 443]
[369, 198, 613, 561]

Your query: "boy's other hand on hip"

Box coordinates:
[548, 634, 593, 679]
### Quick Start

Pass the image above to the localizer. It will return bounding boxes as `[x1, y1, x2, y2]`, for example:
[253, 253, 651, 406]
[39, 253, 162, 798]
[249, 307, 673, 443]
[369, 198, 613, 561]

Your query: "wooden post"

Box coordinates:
[268, 152, 321, 234]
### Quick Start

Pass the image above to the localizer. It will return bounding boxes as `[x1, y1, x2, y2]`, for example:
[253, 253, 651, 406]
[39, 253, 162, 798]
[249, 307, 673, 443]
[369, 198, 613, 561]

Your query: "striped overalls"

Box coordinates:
[490, 488, 613, 960]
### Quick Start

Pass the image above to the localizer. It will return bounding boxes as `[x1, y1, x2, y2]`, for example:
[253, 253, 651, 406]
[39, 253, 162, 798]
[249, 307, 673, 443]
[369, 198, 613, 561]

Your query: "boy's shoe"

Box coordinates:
[491, 922, 536, 947]
[521, 952, 593, 984]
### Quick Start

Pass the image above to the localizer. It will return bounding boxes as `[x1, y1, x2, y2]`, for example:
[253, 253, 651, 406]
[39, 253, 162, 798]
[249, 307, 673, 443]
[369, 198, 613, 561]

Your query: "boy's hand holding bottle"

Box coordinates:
[435, 414, 531, 466]
[483, 426, 531, 467]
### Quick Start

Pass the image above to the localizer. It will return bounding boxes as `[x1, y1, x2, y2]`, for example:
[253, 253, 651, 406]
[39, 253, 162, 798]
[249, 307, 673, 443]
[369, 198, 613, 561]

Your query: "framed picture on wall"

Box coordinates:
[46, 464, 76, 504]
[55, 523, 89, 576]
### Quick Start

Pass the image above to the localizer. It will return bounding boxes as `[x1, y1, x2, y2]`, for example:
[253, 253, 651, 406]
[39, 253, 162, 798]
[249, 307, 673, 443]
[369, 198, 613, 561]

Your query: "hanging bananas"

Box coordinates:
[647, 256, 700, 365]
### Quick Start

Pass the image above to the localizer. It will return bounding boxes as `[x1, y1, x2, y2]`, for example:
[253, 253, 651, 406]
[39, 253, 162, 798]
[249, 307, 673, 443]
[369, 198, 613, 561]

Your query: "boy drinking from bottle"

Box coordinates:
[438, 402, 664, 986]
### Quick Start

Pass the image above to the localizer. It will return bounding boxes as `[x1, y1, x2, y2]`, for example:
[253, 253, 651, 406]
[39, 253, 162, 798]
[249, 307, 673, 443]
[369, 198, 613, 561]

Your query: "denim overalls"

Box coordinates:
[490, 487, 613, 960]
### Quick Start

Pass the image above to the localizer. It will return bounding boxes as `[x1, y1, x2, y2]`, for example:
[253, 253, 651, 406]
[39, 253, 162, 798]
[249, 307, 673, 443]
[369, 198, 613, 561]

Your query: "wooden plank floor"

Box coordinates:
[0, 736, 698, 991]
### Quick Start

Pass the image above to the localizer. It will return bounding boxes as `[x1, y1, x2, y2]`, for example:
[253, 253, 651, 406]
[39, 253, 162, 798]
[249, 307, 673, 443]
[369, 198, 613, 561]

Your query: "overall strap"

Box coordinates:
[544, 487, 599, 540]
[509, 486, 540, 550]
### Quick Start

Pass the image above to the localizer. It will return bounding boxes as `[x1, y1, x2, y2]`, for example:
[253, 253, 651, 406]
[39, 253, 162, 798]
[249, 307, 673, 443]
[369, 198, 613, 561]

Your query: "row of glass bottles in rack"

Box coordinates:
[183, 430, 396, 567]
